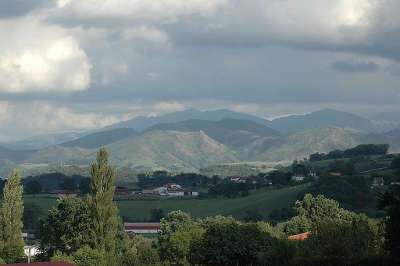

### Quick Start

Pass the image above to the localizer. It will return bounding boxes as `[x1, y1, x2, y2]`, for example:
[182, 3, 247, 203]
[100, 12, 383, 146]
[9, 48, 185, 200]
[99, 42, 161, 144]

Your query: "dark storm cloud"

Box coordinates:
[0, 0, 56, 18]
[331, 60, 380, 73]
[1, 0, 400, 140]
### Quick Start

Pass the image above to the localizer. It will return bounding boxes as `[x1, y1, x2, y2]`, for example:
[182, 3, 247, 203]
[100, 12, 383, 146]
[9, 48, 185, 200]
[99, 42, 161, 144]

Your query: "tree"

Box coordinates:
[377, 185, 400, 258]
[86, 148, 120, 253]
[51, 245, 106, 266]
[160, 228, 204, 266]
[159, 211, 197, 244]
[284, 194, 353, 235]
[303, 213, 383, 259]
[40, 197, 91, 256]
[189, 222, 273, 266]
[79, 178, 91, 194]
[0, 170, 25, 263]
[24, 180, 42, 194]
[391, 156, 400, 169]
[60, 177, 77, 192]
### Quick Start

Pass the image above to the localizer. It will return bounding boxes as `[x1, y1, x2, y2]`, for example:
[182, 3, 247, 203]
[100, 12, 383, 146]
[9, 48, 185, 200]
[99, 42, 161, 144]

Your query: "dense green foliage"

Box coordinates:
[24, 180, 42, 194]
[299, 174, 374, 211]
[310, 144, 389, 161]
[86, 148, 121, 253]
[391, 155, 400, 169]
[378, 185, 400, 259]
[0, 171, 25, 263]
[40, 197, 92, 256]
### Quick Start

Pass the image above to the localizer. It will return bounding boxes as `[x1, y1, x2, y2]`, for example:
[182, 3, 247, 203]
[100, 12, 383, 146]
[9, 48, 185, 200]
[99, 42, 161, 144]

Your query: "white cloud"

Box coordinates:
[0, 17, 91, 93]
[122, 26, 168, 44]
[153, 101, 185, 112]
[51, 0, 228, 23]
[0, 101, 124, 141]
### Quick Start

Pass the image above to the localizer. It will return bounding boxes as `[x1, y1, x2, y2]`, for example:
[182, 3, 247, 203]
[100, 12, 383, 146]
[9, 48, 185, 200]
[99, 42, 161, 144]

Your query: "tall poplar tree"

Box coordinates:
[86, 148, 120, 253]
[0, 170, 24, 263]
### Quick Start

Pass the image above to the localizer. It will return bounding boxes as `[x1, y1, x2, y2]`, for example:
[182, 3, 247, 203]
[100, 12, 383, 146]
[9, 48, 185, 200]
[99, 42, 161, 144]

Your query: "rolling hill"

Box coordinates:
[146, 118, 280, 148]
[60, 128, 138, 149]
[244, 126, 400, 162]
[24, 130, 240, 171]
[101, 109, 273, 131]
[269, 109, 376, 133]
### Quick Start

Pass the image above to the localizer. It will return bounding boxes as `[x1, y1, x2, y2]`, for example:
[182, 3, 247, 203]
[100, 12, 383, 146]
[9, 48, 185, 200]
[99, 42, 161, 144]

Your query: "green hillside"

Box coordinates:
[24, 185, 308, 221]
[245, 126, 400, 162]
[146, 118, 280, 148]
[60, 128, 137, 149]
[104, 130, 239, 171]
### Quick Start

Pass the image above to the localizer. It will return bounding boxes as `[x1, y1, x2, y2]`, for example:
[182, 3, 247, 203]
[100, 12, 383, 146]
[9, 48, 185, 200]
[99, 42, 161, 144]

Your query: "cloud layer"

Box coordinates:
[0, 0, 399, 140]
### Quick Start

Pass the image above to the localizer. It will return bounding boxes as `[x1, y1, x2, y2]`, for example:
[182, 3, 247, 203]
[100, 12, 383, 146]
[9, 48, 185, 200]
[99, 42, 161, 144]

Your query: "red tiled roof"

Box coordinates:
[124, 222, 161, 231]
[125, 225, 160, 230]
[288, 231, 311, 240]
[4, 262, 76, 266]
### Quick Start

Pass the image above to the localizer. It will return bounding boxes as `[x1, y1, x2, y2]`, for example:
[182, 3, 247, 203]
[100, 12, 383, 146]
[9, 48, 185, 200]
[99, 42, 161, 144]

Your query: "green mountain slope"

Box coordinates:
[102, 109, 273, 131]
[60, 128, 138, 149]
[146, 118, 280, 148]
[270, 109, 376, 133]
[25, 130, 239, 171]
[244, 126, 400, 162]
[104, 130, 239, 170]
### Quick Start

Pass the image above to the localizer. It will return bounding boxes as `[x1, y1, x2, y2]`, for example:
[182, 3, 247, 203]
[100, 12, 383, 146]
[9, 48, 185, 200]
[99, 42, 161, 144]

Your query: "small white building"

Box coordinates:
[24, 245, 41, 257]
[372, 177, 384, 187]
[292, 175, 305, 182]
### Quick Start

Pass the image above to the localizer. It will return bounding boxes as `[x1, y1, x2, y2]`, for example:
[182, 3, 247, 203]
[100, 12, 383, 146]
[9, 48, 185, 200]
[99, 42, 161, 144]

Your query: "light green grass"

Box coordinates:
[116, 185, 308, 221]
[22, 184, 308, 221]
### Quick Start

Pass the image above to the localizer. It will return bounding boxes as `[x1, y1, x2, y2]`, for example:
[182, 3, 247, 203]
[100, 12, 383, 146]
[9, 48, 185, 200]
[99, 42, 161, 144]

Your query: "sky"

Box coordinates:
[0, 0, 400, 140]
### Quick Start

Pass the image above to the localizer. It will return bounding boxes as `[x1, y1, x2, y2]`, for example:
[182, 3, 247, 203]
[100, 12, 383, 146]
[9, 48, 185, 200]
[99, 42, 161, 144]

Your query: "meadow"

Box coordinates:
[23, 184, 308, 221]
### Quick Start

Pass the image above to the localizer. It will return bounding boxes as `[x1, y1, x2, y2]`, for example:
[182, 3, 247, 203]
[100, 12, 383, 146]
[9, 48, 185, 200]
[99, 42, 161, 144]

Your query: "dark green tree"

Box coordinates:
[24, 180, 42, 194]
[79, 177, 91, 194]
[59, 177, 77, 192]
[86, 148, 120, 253]
[378, 185, 400, 258]
[189, 222, 273, 266]
[40, 197, 91, 256]
[0, 170, 25, 263]
[391, 156, 400, 169]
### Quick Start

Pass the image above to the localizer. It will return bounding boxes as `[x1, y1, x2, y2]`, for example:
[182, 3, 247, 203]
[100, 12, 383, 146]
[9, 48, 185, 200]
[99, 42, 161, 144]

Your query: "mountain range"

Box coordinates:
[1, 108, 400, 176]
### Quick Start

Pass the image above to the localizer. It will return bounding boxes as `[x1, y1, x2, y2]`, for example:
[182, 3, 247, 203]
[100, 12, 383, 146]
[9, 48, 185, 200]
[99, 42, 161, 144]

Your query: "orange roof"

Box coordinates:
[288, 231, 311, 240]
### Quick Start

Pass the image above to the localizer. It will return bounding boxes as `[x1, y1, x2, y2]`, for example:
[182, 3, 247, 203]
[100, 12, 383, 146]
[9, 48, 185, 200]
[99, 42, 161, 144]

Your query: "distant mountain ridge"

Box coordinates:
[102, 109, 273, 131]
[146, 118, 280, 148]
[60, 128, 138, 149]
[269, 109, 376, 133]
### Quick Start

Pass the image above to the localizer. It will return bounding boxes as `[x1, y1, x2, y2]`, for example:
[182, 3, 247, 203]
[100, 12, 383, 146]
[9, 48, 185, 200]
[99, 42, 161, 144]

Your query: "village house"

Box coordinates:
[329, 172, 342, 176]
[229, 176, 247, 183]
[142, 183, 198, 198]
[372, 177, 384, 187]
[291, 174, 305, 182]
[124, 222, 161, 238]
[50, 190, 77, 198]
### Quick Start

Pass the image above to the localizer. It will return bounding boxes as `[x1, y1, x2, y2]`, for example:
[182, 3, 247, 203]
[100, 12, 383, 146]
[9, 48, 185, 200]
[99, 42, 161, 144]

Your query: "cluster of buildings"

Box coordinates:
[142, 183, 199, 198]
[291, 170, 318, 182]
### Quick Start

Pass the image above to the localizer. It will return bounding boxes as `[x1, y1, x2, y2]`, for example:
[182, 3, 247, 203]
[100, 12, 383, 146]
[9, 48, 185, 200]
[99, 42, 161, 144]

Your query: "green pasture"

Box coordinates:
[22, 185, 308, 221]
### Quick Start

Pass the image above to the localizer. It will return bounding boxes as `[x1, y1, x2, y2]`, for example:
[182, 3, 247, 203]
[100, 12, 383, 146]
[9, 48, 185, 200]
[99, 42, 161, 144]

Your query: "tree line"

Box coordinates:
[309, 144, 389, 161]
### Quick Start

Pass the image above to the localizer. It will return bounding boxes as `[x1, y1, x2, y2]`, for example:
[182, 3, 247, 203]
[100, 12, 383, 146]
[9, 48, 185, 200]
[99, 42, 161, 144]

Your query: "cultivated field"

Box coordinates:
[23, 185, 308, 221]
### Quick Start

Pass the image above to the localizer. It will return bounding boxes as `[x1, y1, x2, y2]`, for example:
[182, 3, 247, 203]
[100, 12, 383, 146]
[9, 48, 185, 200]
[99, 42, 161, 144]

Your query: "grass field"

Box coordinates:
[23, 185, 308, 221]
